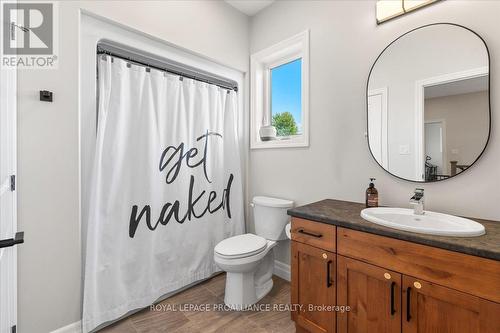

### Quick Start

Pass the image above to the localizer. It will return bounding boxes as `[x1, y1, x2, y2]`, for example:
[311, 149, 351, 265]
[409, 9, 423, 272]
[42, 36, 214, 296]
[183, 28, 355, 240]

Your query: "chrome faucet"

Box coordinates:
[410, 188, 425, 215]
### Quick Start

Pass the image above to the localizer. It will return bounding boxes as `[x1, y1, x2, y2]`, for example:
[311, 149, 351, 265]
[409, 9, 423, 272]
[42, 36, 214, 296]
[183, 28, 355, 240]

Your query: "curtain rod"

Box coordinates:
[97, 42, 238, 92]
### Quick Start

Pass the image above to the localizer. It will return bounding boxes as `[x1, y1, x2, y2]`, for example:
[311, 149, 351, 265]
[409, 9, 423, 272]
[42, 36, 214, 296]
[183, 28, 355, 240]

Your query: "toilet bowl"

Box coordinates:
[214, 196, 294, 310]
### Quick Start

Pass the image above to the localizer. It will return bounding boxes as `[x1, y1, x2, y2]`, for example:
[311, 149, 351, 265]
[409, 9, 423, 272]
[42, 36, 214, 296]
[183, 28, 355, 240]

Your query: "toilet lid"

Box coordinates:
[215, 234, 268, 259]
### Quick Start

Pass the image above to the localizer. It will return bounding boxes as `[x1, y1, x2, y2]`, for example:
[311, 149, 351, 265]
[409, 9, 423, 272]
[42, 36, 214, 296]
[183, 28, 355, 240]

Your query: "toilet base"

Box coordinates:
[223, 250, 275, 310]
[255, 278, 273, 302]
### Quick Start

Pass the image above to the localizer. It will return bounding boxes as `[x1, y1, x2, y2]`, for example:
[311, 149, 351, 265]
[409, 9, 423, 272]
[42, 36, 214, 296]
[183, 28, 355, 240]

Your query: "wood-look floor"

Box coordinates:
[99, 274, 296, 333]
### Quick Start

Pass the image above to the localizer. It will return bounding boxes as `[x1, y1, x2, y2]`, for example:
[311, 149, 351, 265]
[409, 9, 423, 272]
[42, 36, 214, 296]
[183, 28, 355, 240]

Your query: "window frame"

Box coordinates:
[250, 30, 309, 149]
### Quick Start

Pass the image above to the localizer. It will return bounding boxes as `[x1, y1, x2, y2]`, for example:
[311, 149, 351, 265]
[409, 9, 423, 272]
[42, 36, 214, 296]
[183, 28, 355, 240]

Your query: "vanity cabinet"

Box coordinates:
[402, 276, 500, 333]
[291, 218, 336, 333]
[290, 217, 500, 333]
[337, 257, 500, 333]
[337, 227, 500, 333]
[291, 242, 335, 333]
[336, 227, 500, 304]
[337, 255, 401, 333]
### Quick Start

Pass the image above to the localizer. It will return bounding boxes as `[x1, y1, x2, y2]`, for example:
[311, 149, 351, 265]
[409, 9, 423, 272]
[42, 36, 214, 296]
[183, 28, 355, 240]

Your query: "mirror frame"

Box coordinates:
[366, 23, 491, 183]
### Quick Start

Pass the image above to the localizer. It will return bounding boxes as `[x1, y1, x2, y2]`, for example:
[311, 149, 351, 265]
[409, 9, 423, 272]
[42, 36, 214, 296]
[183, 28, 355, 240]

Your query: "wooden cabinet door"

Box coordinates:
[291, 241, 336, 333]
[337, 255, 401, 333]
[403, 275, 500, 333]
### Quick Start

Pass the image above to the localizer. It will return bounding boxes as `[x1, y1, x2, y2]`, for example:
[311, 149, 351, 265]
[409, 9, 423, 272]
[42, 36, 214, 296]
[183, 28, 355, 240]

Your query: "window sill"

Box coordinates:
[251, 135, 309, 149]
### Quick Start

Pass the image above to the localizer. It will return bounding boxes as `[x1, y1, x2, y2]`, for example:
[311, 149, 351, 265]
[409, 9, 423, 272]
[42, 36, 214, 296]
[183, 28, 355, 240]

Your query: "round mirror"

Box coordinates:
[367, 23, 490, 182]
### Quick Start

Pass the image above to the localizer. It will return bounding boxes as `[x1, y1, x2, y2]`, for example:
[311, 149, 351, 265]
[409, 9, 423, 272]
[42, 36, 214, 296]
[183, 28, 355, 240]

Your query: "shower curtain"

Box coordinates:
[83, 55, 244, 332]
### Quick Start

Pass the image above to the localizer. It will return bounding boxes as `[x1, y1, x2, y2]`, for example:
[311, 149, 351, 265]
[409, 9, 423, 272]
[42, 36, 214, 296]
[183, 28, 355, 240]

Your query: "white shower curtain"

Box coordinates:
[83, 55, 244, 332]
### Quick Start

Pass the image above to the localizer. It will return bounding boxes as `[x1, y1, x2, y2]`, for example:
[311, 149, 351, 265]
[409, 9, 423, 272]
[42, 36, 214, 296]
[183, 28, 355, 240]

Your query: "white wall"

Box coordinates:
[16, 1, 249, 332]
[249, 0, 500, 265]
[425, 91, 489, 174]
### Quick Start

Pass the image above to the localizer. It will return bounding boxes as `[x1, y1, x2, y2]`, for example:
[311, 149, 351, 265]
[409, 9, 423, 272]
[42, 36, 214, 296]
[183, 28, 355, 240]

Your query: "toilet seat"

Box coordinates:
[215, 233, 267, 259]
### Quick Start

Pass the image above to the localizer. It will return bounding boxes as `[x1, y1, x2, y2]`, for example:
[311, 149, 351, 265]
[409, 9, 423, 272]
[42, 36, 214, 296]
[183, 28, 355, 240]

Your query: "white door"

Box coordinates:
[0, 65, 18, 333]
[368, 89, 388, 168]
[425, 121, 444, 174]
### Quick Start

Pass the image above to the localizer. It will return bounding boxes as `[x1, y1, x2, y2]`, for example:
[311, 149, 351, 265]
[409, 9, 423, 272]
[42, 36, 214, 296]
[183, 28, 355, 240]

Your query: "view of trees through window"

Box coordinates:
[271, 58, 302, 137]
[272, 112, 298, 136]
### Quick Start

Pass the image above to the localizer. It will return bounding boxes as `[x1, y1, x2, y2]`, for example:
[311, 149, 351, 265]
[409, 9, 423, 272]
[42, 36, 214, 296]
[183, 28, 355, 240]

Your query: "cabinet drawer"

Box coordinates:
[291, 217, 336, 252]
[337, 227, 500, 303]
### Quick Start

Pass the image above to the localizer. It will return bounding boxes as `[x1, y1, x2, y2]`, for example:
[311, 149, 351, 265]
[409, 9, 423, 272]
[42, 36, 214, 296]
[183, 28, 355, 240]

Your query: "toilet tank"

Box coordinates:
[252, 196, 294, 241]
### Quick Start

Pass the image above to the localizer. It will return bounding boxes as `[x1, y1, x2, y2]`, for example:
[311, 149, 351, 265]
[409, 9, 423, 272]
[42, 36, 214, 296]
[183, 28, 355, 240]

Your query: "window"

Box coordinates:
[271, 59, 302, 137]
[250, 30, 309, 148]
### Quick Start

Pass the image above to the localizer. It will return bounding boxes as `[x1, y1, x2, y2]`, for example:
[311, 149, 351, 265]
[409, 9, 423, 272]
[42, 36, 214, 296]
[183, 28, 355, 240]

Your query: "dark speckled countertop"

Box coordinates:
[287, 199, 500, 261]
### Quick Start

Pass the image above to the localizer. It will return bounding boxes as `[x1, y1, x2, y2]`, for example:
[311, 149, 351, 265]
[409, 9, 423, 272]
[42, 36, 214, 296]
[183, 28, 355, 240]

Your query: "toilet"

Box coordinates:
[214, 196, 294, 310]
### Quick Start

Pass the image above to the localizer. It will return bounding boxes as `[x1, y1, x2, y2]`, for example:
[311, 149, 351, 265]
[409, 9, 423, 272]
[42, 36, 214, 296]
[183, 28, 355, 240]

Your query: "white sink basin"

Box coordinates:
[361, 207, 485, 237]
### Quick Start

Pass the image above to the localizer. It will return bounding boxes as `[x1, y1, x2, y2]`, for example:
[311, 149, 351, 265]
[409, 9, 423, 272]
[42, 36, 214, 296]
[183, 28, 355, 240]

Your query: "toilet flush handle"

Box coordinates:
[249, 202, 255, 208]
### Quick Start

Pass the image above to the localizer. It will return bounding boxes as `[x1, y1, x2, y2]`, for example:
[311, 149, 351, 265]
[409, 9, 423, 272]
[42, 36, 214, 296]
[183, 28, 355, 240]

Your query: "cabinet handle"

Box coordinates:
[297, 229, 323, 238]
[390, 281, 396, 315]
[406, 287, 412, 322]
[326, 260, 333, 288]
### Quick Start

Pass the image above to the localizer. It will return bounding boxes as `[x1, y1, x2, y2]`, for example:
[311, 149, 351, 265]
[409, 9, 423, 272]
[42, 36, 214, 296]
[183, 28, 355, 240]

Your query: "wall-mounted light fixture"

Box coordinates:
[376, 0, 440, 24]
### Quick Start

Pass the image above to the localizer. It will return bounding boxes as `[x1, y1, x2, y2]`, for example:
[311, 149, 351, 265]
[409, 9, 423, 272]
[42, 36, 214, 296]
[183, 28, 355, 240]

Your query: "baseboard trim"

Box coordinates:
[274, 260, 291, 281]
[50, 321, 82, 333]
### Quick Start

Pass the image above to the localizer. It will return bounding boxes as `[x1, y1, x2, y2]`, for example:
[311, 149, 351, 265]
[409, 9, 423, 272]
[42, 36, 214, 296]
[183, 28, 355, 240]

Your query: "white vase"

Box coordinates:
[259, 126, 277, 141]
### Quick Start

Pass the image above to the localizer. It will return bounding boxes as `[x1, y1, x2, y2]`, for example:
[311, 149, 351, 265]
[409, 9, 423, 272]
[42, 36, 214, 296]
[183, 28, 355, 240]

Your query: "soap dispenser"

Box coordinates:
[366, 178, 379, 208]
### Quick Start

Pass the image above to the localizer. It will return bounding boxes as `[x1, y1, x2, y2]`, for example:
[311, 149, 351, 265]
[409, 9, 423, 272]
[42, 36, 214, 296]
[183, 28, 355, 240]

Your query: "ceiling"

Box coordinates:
[225, 0, 275, 16]
[425, 76, 488, 99]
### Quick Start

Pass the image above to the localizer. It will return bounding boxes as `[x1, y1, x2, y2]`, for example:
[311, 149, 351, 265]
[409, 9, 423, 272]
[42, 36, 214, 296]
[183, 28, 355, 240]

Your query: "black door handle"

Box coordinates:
[390, 281, 396, 315]
[297, 229, 323, 238]
[326, 260, 333, 288]
[0, 232, 24, 249]
[406, 287, 412, 322]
